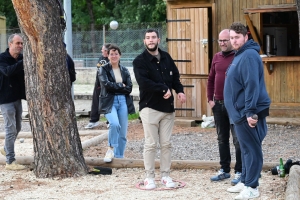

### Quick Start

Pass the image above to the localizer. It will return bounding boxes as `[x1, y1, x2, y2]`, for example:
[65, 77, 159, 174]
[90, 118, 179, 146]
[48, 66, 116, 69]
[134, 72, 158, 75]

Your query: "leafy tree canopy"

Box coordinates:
[1, 0, 166, 28]
[0, 0, 18, 28]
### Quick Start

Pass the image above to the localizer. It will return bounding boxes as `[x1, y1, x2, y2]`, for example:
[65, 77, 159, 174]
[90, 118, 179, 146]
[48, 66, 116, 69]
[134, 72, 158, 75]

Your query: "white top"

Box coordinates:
[113, 67, 123, 83]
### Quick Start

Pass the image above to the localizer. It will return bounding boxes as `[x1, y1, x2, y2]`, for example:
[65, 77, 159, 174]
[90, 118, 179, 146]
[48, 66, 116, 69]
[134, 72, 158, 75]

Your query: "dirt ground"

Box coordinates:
[81, 119, 206, 159]
[0, 118, 293, 199]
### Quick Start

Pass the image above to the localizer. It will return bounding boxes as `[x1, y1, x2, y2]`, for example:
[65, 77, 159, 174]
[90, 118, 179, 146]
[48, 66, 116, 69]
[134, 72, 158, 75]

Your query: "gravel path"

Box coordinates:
[0, 118, 297, 199]
[1, 118, 300, 162]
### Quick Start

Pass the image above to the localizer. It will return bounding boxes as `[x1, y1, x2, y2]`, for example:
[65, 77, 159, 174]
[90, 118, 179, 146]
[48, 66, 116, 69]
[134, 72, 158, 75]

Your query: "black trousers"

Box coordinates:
[89, 79, 101, 123]
[212, 101, 242, 173]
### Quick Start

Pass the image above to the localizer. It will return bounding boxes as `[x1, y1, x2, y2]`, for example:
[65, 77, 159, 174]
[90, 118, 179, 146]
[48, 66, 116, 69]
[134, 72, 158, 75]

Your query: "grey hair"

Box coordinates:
[8, 33, 22, 44]
[103, 43, 111, 51]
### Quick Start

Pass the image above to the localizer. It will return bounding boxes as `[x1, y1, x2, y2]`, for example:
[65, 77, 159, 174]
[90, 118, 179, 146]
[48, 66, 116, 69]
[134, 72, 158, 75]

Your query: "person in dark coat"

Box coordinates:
[0, 33, 26, 170]
[225, 22, 271, 199]
[85, 43, 111, 129]
[133, 29, 186, 190]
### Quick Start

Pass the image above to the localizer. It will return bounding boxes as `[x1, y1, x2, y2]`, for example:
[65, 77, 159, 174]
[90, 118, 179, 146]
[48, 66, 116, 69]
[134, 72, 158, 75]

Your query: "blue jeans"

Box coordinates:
[105, 95, 128, 158]
[212, 101, 242, 173]
[0, 100, 23, 164]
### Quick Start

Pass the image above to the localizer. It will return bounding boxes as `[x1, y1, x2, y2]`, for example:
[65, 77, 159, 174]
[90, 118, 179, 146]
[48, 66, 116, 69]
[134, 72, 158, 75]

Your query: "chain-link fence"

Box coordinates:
[1, 22, 167, 68]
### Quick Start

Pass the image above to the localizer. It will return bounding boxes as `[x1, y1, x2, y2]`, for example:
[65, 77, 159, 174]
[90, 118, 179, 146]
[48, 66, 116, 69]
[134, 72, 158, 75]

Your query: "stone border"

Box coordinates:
[285, 165, 300, 200]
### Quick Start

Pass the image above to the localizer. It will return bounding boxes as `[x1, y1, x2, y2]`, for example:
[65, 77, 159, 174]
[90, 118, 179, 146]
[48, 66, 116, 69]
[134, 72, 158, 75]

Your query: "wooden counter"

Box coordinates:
[261, 56, 300, 74]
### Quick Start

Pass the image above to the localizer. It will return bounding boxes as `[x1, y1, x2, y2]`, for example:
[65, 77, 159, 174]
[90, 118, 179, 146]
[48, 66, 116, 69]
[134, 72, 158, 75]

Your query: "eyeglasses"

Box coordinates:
[218, 39, 229, 43]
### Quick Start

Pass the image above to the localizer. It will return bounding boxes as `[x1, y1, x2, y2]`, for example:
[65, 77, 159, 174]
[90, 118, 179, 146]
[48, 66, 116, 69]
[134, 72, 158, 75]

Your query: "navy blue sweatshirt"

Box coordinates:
[224, 40, 271, 124]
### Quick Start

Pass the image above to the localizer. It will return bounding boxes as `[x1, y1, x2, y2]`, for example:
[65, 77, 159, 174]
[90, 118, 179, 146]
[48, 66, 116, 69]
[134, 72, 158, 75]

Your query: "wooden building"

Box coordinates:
[166, 0, 300, 119]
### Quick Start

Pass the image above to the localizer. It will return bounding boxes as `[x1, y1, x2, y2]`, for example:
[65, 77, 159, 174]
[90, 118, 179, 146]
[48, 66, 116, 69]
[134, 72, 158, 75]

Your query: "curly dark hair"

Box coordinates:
[229, 22, 247, 36]
[108, 44, 122, 55]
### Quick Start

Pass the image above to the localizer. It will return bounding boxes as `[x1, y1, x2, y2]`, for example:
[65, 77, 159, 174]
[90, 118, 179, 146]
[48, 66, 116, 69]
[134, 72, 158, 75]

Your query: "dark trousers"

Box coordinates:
[89, 80, 101, 123]
[235, 118, 267, 187]
[212, 101, 242, 173]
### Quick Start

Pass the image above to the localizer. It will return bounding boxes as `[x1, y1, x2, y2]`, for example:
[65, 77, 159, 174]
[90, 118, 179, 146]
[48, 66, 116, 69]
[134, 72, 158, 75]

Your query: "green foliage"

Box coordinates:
[0, 0, 18, 28]
[2, 0, 166, 29]
[113, 0, 166, 23]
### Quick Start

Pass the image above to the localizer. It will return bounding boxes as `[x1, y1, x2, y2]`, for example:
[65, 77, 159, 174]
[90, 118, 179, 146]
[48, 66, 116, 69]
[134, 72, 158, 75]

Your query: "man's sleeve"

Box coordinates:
[0, 59, 23, 77]
[207, 55, 217, 101]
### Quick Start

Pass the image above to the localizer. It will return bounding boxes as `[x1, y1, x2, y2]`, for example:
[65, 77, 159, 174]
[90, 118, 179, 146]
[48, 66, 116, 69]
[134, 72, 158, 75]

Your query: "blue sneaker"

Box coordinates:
[231, 172, 242, 186]
[210, 169, 230, 181]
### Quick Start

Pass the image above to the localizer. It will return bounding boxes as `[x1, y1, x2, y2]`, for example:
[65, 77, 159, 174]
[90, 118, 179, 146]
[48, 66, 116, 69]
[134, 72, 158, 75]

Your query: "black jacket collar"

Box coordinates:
[143, 48, 166, 62]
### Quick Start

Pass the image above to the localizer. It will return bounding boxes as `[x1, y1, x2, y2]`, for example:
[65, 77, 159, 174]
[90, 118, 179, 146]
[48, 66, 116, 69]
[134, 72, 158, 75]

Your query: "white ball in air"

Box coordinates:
[19, 138, 24, 143]
[110, 20, 118, 30]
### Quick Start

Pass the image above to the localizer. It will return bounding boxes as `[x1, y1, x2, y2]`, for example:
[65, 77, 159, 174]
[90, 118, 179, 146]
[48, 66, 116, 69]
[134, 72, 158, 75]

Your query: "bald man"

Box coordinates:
[207, 29, 242, 185]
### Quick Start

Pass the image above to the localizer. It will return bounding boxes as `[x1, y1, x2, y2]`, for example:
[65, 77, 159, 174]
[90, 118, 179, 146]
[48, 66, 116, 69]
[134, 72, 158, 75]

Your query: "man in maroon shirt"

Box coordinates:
[207, 29, 242, 186]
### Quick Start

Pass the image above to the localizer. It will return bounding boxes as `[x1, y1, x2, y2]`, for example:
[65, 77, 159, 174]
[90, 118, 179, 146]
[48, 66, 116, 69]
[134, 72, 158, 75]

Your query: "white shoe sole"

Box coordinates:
[0, 148, 6, 156]
[145, 184, 156, 190]
[227, 183, 244, 193]
[227, 188, 243, 193]
[103, 158, 112, 163]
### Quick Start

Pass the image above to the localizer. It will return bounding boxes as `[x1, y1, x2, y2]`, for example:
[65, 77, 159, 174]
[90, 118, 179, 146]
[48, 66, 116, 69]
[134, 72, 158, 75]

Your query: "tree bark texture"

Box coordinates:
[297, 0, 300, 48]
[11, 0, 88, 178]
[86, 0, 96, 54]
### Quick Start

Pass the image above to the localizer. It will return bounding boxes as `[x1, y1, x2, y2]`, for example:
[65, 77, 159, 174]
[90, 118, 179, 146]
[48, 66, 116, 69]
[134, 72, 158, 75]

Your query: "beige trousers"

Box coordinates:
[140, 107, 175, 178]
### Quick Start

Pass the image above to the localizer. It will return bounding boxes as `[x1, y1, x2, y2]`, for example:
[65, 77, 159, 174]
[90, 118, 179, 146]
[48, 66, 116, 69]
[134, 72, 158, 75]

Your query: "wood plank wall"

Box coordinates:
[213, 0, 295, 55]
[167, 4, 211, 118]
[213, 0, 300, 117]
[168, 0, 300, 118]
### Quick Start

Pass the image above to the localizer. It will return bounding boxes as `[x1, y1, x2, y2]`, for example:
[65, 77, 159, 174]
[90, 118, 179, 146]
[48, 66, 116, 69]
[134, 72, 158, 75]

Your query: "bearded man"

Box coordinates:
[133, 29, 186, 190]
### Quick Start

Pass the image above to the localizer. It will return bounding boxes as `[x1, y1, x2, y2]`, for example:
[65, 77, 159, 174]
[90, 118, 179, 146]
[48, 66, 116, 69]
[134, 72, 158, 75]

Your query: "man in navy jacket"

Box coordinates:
[224, 22, 271, 199]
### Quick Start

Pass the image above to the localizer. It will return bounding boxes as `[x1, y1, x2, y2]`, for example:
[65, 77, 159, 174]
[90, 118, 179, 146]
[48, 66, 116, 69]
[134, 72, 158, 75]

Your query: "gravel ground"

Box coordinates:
[0, 117, 297, 199]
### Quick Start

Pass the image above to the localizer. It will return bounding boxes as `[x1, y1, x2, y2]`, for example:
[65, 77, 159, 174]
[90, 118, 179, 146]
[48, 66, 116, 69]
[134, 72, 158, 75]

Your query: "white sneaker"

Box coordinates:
[103, 149, 114, 163]
[235, 186, 259, 199]
[227, 182, 244, 193]
[144, 178, 156, 190]
[161, 176, 176, 188]
[85, 122, 100, 129]
[5, 161, 26, 170]
[0, 147, 6, 156]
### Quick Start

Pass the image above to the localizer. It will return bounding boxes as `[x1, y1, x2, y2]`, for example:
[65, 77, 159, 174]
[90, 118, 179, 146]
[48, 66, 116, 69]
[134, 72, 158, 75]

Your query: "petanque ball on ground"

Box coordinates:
[19, 138, 24, 143]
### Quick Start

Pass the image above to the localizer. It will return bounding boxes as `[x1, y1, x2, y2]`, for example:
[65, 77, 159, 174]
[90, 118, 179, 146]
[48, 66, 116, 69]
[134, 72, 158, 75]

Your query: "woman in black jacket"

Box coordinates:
[98, 44, 135, 162]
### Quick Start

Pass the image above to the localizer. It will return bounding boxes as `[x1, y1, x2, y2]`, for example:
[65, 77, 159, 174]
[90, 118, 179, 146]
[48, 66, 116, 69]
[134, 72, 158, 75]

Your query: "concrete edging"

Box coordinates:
[285, 165, 300, 200]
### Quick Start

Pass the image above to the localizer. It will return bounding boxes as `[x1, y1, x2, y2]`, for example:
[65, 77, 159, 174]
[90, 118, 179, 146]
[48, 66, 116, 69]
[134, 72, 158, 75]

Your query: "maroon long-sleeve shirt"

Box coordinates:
[207, 51, 235, 101]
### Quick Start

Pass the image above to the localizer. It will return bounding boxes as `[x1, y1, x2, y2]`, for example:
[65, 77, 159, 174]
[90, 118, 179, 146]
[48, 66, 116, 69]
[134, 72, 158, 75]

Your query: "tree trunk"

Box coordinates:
[86, 0, 96, 54]
[296, 0, 300, 48]
[11, 0, 88, 178]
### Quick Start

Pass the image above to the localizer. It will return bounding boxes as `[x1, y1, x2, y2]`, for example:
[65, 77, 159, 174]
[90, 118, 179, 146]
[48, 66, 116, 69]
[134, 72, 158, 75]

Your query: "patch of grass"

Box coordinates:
[128, 112, 139, 121]
[99, 112, 140, 121]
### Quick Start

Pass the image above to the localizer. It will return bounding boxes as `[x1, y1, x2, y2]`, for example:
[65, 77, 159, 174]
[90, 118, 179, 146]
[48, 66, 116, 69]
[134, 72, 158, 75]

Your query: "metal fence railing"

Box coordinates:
[1, 22, 167, 68]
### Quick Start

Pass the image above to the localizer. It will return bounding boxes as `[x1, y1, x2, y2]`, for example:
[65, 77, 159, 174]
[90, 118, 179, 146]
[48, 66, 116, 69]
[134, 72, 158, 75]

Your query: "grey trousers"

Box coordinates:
[140, 107, 175, 178]
[0, 100, 23, 164]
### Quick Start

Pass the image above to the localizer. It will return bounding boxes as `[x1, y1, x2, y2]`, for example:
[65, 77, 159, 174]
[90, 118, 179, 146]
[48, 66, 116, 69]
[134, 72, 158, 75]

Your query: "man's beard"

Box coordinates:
[145, 43, 158, 52]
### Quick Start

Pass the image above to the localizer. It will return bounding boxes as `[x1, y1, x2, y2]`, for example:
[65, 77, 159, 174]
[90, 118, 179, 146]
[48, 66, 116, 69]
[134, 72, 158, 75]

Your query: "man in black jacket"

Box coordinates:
[133, 29, 186, 190]
[0, 33, 26, 170]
